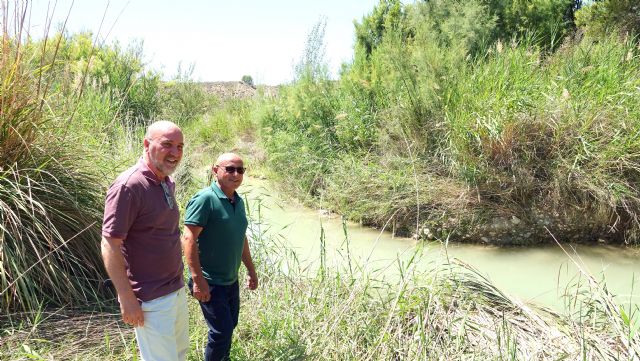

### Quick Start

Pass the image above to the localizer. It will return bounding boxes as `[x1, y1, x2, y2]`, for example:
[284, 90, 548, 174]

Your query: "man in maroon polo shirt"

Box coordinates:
[101, 120, 188, 361]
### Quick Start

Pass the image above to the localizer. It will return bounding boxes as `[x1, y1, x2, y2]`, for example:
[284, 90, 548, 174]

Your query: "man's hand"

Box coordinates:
[120, 294, 144, 327]
[247, 271, 258, 290]
[192, 276, 211, 302]
[182, 225, 211, 302]
[101, 236, 144, 328]
[242, 237, 258, 291]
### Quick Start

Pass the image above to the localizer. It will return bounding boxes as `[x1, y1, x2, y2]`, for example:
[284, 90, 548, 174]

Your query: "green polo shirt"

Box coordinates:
[184, 182, 248, 285]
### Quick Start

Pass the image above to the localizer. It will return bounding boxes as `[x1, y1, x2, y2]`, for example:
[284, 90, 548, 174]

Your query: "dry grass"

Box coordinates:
[0, 305, 136, 360]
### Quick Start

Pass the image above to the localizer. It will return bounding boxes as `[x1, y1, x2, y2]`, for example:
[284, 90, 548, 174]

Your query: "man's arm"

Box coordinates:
[101, 236, 144, 327]
[242, 236, 258, 290]
[181, 225, 210, 302]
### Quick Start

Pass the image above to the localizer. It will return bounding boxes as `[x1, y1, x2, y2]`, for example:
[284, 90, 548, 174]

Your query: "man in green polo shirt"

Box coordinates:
[182, 152, 258, 361]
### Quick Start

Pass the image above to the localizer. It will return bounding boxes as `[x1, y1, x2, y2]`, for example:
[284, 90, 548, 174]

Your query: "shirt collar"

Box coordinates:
[138, 158, 165, 185]
[211, 181, 238, 201]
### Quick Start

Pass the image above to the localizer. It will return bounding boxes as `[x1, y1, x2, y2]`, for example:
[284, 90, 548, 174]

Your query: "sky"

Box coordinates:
[27, 0, 380, 85]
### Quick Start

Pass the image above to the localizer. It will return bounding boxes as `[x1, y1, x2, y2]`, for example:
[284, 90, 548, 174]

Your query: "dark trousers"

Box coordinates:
[190, 280, 240, 361]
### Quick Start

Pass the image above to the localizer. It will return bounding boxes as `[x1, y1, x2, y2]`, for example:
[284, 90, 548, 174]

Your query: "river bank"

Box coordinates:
[257, 2, 640, 247]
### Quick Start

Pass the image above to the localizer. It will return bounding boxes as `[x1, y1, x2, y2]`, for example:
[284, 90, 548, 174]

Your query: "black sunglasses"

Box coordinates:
[218, 165, 246, 175]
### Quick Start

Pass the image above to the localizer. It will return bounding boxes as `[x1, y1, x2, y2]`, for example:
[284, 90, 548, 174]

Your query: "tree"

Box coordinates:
[576, 0, 640, 38]
[482, 0, 576, 49]
[241, 75, 254, 87]
[354, 0, 404, 59]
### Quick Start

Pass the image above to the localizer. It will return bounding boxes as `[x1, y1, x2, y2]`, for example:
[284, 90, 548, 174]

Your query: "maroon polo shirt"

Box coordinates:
[102, 158, 184, 302]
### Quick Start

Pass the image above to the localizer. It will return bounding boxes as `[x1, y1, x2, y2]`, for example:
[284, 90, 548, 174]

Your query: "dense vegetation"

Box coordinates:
[0, 3, 252, 313]
[1, 0, 639, 359]
[260, 0, 640, 245]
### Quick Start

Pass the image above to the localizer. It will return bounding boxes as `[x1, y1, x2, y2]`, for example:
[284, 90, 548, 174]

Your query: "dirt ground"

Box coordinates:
[199, 81, 278, 100]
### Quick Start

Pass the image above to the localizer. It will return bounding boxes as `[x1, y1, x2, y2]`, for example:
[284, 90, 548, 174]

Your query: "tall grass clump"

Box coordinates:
[42, 31, 163, 129]
[188, 97, 256, 147]
[0, 2, 110, 313]
[81, 37, 162, 125]
[240, 265, 637, 359]
[437, 33, 640, 243]
[160, 64, 211, 125]
[260, 20, 341, 200]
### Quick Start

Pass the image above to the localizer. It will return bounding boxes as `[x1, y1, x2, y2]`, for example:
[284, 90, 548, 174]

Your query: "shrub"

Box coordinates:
[55, 33, 163, 126]
[160, 64, 211, 125]
[576, 0, 640, 38]
[259, 20, 341, 198]
[241, 75, 254, 87]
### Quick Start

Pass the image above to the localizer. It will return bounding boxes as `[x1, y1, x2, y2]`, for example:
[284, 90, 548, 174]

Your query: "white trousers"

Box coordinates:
[134, 287, 189, 361]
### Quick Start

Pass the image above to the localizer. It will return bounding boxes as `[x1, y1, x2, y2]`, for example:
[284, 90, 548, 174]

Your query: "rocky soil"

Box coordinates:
[199, 81, 278, 100]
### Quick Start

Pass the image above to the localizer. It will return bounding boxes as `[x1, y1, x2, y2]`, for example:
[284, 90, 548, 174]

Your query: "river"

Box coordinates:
[242, 178, 640, 312]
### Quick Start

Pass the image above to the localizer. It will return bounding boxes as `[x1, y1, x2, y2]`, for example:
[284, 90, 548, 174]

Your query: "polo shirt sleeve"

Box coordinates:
[102, 184, 139, 240]
[184, 192, 211, 227]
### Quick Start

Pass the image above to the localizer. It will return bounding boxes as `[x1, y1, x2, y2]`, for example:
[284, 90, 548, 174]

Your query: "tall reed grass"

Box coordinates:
[0, 2, 111, 313]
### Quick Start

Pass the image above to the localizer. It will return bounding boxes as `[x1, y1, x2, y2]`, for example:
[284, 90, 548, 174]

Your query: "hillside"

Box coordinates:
[199, 81, 278, 100]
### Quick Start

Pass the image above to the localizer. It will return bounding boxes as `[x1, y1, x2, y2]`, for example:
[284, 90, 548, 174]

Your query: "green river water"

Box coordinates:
[242, 178, 640, 312]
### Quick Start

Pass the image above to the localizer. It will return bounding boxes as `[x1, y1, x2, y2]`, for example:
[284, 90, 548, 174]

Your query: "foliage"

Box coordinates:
[353, 0, 404, 60]
[353, 0, 576, 66]
[260, 80, 339, 199]
[241, 74, 254, 87]
[409, 0, 497, 57]
[234, 256, 639, 360]
[0, 4, 109, 313]
[295, 19, 330, 82]
[260, 20, 340, 199]
[482, 0, 577, 49]
[259, 0, 640, 244]
[53, 33, 163, 126]
[576, 0, 640, 38]
[160, 64, 211, 125]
